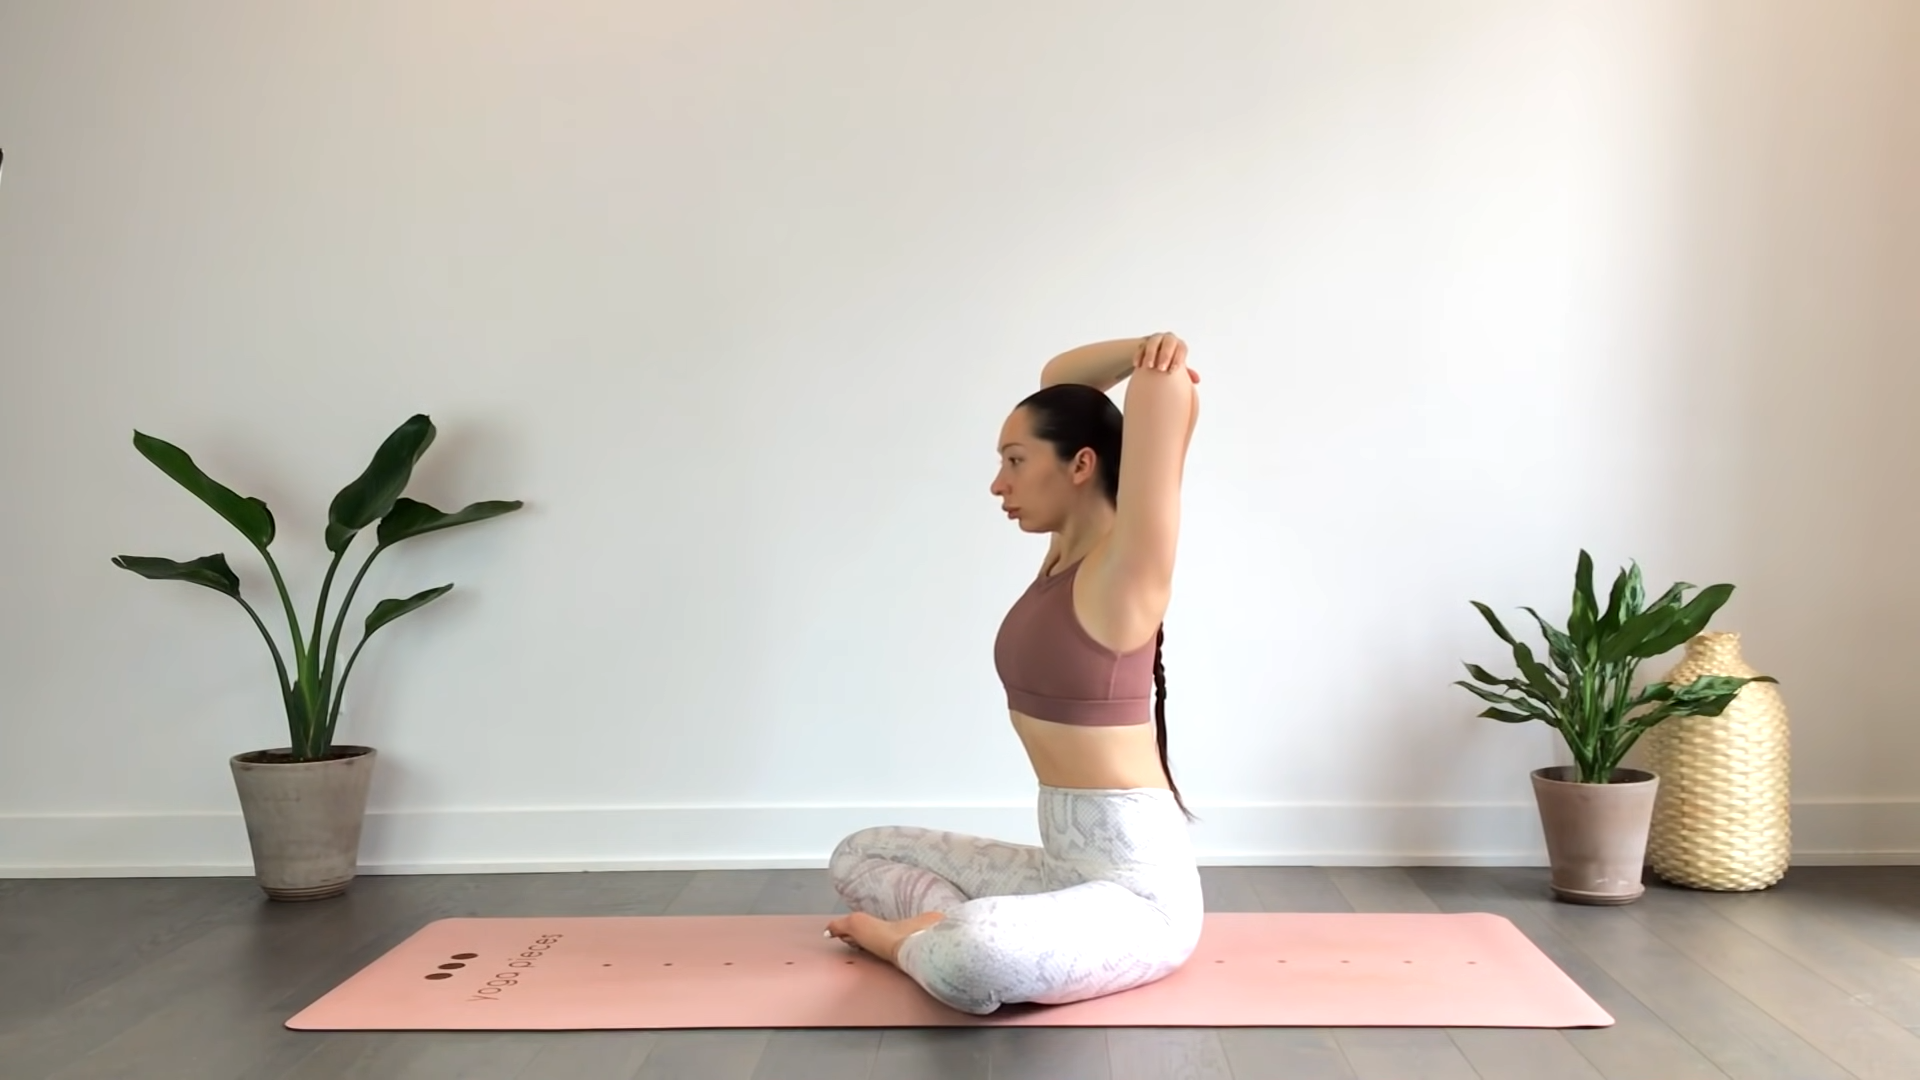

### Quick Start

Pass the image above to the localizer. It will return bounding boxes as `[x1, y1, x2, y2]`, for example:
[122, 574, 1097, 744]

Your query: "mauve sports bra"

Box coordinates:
[992, 558, 1156, 726]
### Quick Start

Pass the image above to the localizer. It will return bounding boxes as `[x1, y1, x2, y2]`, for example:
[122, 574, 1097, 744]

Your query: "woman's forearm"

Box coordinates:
[1039, 338, 1142, 390]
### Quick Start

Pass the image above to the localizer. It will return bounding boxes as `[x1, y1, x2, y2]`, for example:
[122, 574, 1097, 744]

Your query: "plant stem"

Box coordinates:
[308, 546, 349, 683]
[1570, 672, 1588, 781]
[255, 544, 307, 673]
[236, 592, 294, 701]
[319, 543, 387, 748]
[323, 630, 375, 750]
[231, 590, 297, 750]
[252, 542, 326, 755]
[1608, 664, 1633, 778]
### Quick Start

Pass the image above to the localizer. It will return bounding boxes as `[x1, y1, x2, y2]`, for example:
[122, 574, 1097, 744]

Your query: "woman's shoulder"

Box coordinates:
[1072, 536, 1172, 652]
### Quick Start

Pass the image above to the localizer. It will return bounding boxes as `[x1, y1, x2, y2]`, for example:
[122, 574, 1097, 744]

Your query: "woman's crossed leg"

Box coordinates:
[825, 822, 1198, 1015]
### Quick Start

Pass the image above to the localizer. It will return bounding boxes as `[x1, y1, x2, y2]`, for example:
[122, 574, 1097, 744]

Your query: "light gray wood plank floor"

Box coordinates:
[3, 866, 1919, 1079]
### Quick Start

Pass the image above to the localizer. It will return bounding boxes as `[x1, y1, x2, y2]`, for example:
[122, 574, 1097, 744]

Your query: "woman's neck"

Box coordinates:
[1052, 502, 1116, 571]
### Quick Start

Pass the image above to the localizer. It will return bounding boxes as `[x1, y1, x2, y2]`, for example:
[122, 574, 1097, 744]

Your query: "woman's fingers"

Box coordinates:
[1133, 332, 1190, 374]
[1152, 333, 1184, 371]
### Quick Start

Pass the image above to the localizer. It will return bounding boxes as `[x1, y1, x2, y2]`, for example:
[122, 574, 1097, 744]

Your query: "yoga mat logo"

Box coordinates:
[418, 933, 564, 1002]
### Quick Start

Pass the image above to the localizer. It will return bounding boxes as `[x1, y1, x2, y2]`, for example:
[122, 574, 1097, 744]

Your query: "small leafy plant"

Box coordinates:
[1456, 550, 1775, 784]
[114, 414, 523, 762]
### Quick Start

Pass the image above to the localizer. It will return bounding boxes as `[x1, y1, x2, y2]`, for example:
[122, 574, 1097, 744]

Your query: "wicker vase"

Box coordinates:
[1639, 632, 1790, 891]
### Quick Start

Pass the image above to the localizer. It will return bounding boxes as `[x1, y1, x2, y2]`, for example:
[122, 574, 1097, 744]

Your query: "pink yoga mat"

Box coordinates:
[285, 912, 1612, 1030]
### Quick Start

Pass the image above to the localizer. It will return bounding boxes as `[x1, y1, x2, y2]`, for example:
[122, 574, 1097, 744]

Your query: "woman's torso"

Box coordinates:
[1000, 541, 1172, 791]
[1011, 712, 1170, 790]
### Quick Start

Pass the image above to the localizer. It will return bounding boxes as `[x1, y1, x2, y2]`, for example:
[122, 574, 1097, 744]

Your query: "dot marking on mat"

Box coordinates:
[425, 973, 453, 980]
[451, 953, 478, 960]
[437, 963, 465, 970]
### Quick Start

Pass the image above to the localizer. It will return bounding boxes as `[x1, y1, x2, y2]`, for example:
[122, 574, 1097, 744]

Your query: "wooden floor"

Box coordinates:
[4, 865, 1920, 1079]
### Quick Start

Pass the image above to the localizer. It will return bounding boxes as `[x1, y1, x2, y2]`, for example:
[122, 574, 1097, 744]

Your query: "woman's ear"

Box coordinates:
[1071, 447, 1098, 483]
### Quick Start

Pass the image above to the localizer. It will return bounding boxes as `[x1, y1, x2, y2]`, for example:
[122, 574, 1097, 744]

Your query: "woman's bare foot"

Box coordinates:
[824, 911, 946, 965]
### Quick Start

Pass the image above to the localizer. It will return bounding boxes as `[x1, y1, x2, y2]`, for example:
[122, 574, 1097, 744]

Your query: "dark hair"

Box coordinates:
[1018, 383, 1194, 821]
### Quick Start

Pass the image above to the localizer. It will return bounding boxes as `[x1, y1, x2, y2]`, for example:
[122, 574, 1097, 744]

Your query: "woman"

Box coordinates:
[825, 331, 1203, 1015]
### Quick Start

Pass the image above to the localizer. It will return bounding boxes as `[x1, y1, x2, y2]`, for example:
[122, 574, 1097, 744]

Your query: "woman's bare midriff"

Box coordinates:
[1010, 710, 1171, 790]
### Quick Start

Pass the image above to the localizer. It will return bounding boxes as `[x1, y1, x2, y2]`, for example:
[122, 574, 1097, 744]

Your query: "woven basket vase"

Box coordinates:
[1639, 632, 1791, 891]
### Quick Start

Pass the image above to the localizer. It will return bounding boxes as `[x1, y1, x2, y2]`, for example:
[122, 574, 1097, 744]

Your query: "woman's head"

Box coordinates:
[990, 383, 1123, 533]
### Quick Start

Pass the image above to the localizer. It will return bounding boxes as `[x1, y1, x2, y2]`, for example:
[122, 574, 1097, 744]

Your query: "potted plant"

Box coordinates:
[113, 414, 522, 901]
[1456, 551, 1774, 904]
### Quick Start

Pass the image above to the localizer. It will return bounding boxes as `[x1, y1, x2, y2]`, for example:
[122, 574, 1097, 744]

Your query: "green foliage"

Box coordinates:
[1457, 550, 1776, 784]
[113, 415, 523, 761]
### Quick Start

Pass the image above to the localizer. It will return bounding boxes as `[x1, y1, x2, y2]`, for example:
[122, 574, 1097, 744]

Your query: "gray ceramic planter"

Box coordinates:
[1531, 765, 1659, 905]
[229, 745, 377, 901]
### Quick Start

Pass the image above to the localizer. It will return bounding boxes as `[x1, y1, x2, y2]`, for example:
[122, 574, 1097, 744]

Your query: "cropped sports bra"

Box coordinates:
[992, 558, 1156, 726]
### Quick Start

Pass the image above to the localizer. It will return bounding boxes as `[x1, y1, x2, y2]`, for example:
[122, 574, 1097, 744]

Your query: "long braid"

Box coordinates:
[1154, 624, 1195, 821]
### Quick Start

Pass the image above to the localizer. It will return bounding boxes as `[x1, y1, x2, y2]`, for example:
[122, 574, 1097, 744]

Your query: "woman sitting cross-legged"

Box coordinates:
[825, 331, 1204, 1015]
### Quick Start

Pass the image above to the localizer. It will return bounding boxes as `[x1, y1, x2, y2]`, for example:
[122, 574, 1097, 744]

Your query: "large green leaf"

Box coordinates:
[1456, 679, 1530, 708]
[1669, 673, 1774, 709]
[1470, 601, 1517, 646]
[111, 553, 242, 597]
[1598, 578, 1693, 664]
[326, 415, 436, 553]
[115, 551, 296, 715]
[1630, 694, 1734, 732]
[1477, 707, 1543, 725]
[1454, 681, 1557, 725]
[320, 584, 456, 756]
[1597, 561, 1641, 640]
[1629, 674, 1776, 732]
[1519, 607, 1578, 681]
[376, 497, 524, 547]
[1628, 680, 1676, 709]
[1646, 580, 1692, 611]
[1569, 550, 1597, 651]
[1462, 663, 1527, 694]
[1510, 639, 1563, 705]
[365, 583, 454, 636]
[1599, 596, 1687, 665]
[132, 432, 275, 548]
[1630, 584, 1736, 659]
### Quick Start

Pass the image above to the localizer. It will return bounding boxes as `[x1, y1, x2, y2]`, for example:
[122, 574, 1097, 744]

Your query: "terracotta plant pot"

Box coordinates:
[1531, 765, 1659, 905]
[229, 745, 377, 901]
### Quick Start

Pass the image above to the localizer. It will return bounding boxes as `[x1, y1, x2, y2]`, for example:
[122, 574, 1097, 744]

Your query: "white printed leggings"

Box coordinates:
[827, 784, 1205, 1015]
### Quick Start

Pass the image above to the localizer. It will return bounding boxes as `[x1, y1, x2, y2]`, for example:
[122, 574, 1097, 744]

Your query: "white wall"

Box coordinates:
[2, 0, 1915, 876]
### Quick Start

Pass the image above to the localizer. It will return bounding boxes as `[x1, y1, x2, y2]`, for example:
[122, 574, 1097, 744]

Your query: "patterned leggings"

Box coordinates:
[827, 784, 1204, 1015]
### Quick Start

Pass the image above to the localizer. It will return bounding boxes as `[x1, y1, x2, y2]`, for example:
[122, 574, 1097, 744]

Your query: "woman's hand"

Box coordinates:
[1135, 332, 1199, 383]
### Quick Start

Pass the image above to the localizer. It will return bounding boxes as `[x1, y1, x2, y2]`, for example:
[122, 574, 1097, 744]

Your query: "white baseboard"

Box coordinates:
[2, 800, 1915, 878]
